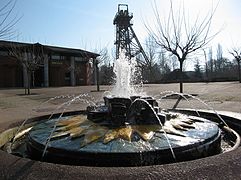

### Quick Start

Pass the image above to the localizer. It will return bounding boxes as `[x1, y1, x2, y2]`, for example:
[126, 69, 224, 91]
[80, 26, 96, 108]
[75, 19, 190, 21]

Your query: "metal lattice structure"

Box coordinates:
[113, 4, 148, 61]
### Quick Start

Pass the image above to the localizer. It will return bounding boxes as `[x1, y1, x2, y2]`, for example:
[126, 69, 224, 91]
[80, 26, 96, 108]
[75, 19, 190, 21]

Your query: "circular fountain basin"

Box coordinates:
[0, 109, 241, 179]
[25, 113, 221, 166]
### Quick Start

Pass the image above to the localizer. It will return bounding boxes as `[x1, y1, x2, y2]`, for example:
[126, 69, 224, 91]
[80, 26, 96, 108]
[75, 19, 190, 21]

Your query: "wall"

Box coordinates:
[0, 55, 23, 88]
[0, 52, 93, 88]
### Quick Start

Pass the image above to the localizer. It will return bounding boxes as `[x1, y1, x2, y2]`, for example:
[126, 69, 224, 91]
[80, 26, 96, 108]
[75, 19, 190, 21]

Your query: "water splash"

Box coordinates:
[41, 94, 98, 159]
[157, 91, 229, 127]
[155, 92, 201, 117]
[9, 93, 98, 155]
[111, 50, 145, 97]
[11, 94, 77, 143]
[129, 98, 176, 161]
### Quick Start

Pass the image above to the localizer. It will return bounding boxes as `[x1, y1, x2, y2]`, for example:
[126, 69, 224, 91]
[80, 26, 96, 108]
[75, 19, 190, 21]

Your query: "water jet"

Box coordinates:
[1, 4, 241, 179]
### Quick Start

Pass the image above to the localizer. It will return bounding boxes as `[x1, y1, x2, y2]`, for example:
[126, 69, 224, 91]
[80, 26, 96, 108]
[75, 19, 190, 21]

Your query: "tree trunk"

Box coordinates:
[27, 71, 31, 95]
[32, 71, 35, 88]
[238, 60, 241, 83]
[148, 65, 152, 83]
[179, 61, 184, 93]
[95, 59, 100, 91]
[210, 59, 213, 81]
[22, 63, 28, 95]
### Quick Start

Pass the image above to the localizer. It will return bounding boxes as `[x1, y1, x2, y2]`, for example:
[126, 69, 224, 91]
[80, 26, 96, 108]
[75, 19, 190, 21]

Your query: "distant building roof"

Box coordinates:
[0, 40, 100, 58]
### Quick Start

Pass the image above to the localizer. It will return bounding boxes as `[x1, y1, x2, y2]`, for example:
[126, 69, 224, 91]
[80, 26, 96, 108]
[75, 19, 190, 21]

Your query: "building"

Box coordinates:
[0, 40, 99, 88]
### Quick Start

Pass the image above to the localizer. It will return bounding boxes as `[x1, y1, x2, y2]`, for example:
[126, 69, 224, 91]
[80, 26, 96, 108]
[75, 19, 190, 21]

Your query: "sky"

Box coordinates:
[2, 0, 241, 70]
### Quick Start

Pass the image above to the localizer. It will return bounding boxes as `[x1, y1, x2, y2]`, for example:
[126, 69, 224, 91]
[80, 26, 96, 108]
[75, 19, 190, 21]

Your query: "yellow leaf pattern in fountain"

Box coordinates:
[132, 125, 162, 141]
[51, 131, 70, 139]
[50, 114, 197, 147]
[116, 126, 133, 142]
[162, 126, 186, 137]
[103, 129, 118, 144]
[69, 126, 85, 138]
[171, 123, 188, 131]
[57, 115, 87, 127]
[170, 119, 195, 131]
[104, 126, 133, 144]
[179, 118, 194, 125]
[56, 115, 93, 131]
[81, 125, 108, 147]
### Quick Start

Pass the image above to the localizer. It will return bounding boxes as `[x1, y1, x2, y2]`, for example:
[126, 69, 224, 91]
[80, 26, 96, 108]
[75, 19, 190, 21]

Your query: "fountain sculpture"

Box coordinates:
[0, 4, 241, 179]
[1, 49, 239, 167]
[24, 95, 222, 166]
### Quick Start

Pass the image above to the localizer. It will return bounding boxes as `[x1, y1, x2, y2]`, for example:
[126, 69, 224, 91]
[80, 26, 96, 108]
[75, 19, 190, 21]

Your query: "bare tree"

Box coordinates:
[194, 58, 203, 80]
[147, 0, 218, 92]
[141, 36, 158, 83]
[215, 43, 223, 72]
[208, 47, 214, 79]
[170, 55, 179, 71]
[9, 43, 44, 94]
[202, 49, 209, 81]
[87, 47, 110, 91]
[97, 47, 110, 66]
[99, 48, 114, 85]
[0, 0, 20, 39]
[158, 49, 171, 76]
[95, 47, 111, 91]
[230, 48, 241, 83]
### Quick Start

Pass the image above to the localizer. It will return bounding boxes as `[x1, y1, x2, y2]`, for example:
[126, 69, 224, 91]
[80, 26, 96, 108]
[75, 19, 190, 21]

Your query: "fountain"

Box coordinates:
[0, 55, 241, 179]
[1, 4, 241, 179]
[23, 95, 222, 166]
[0, 49, 240, 169]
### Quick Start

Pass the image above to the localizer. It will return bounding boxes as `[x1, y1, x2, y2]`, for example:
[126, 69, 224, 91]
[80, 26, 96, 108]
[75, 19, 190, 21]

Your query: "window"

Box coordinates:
[51, 55, 66, 60]
[51, 54, 66, 65]
[60, 56, 66, 60]
[74, 56, 86, 62]
[0, 50, 9, 56]
[51, 55, 60, 60]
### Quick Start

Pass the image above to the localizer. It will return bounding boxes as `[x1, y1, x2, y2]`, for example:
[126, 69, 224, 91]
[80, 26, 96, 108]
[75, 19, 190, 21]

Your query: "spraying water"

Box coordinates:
[157, 91, 229, 127]
[129, 98, 177, 161]
[111, 50, 144, 97]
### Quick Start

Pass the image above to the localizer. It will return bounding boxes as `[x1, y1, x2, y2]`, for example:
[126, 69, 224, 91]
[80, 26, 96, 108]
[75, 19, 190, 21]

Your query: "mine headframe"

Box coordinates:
[113, 4, 148, 62]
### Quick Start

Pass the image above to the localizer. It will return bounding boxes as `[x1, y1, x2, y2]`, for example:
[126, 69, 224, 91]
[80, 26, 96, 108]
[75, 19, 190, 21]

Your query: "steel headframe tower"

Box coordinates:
[113, 4, 148, 61]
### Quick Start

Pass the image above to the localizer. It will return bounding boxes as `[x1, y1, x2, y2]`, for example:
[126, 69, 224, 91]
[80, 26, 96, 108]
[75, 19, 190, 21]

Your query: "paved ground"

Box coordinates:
[0, 81, 241, 131]
[1, 81, 241, 179]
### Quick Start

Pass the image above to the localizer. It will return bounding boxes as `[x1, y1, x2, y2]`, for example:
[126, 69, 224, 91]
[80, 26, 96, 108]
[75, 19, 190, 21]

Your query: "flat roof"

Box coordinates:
[0, 40, 100, 58]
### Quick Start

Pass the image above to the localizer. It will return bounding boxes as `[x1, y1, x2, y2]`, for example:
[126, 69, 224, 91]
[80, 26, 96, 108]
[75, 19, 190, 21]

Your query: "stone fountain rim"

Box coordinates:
[1, 109, 241, 179]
